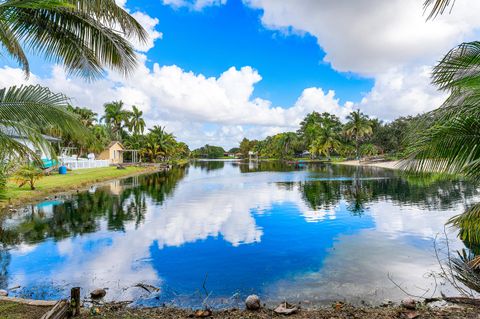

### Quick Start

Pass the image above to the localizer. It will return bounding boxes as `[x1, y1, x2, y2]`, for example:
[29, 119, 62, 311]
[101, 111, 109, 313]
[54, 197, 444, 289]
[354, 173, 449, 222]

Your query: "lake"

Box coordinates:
[0, 161, 478, 308]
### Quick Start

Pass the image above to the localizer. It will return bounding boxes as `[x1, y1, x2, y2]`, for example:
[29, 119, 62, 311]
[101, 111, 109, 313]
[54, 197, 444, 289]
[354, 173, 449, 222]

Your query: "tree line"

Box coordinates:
[236, 110, 417, 160]
[54, 101, 190, 163]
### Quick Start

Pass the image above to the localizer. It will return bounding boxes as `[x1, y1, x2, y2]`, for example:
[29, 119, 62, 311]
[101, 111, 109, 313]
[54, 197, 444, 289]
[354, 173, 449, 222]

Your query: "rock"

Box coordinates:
[0, 290, 8, 296]
[194, 309, 212, 317]
[404, 310, 420, 319]
[380, 299, 394, 307]
[245, 294, 261, 310]
[90, 288, 106, 299]
[401, 297, 417, 310]
[274, 302, 298, 315]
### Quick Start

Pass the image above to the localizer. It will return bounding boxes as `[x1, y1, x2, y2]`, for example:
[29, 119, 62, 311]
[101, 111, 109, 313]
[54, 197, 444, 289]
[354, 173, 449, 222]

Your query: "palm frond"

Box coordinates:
[432, 42, 480, 91]
[423, 0, 456, 20]
[0, 85, 89, 159]
[0, 17, 29, 75]
[0, 0, 147, 79]
[448, 203, 480, 246]
[403, 115, 480, 180]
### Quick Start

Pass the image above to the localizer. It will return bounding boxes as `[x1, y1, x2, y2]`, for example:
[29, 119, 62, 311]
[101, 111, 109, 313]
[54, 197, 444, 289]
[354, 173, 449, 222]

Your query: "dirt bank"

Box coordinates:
[79, 303, 480, 319]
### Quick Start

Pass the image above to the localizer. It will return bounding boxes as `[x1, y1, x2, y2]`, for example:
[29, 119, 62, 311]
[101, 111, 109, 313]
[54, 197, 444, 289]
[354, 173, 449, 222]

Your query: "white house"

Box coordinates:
[1, 126, 61, 160]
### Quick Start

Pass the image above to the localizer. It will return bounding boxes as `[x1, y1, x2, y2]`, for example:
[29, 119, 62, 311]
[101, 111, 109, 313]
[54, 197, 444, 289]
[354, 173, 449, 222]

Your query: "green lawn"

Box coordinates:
[1, 166, 157, 209]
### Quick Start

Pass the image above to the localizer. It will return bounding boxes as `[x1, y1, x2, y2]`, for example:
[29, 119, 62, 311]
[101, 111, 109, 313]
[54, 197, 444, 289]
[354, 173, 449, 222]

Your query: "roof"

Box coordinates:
[106, 141, 125, 149]
[0, 126, 61, 142]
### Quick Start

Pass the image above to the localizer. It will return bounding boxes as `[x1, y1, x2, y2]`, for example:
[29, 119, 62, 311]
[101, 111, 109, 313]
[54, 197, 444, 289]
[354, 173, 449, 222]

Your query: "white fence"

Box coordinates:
[62, 159, 110, 170]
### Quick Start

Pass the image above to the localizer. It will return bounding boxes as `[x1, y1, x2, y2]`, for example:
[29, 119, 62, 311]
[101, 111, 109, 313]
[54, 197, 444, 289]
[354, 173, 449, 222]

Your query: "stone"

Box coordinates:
[0, 290, 8, 296]
[401, 297, 417, 310]
[90, 288, 106, 299]
[274, 302, 298, 315]
[245, 294, 261, 310]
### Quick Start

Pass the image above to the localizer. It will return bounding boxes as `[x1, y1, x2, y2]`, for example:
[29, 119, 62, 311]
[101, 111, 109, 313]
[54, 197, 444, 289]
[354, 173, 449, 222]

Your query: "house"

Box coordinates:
[1, 126, 61, 161]
[97, 141, 125, 164]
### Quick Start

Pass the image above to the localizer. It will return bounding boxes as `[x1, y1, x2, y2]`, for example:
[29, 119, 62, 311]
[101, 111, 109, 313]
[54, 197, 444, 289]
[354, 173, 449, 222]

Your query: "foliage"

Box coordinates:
[344, 110, 373, 160]
[360, 143, 379, 157]
[0, 0, 147, 79]
[14, 164, 44, 190]
[191, 144, 225, 159]
[239, 138, 257, 158]
[238, 110, 409, 161]
[0, 85, 87, 161]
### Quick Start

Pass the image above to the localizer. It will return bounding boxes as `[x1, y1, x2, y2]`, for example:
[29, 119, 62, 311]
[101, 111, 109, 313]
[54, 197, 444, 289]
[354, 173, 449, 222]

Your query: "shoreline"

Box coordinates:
[2, 298, 480, 319]
[0, 165, 166, 212]
[334, 159, 403, 170]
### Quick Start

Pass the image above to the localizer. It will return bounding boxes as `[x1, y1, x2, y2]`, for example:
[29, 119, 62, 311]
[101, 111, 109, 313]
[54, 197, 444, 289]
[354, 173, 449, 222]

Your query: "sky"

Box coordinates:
[2, 0, 480, 149]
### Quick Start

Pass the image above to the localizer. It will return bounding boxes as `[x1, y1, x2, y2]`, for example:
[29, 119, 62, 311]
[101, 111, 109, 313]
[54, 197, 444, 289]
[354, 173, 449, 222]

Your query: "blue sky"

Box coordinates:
[127, 0, 373, 107]
[2, 0, 479, 148]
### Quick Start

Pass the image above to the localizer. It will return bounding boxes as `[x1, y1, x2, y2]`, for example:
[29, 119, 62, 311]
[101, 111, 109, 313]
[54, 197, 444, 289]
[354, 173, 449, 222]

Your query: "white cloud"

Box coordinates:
[0, 60, 352, 148]
[162, 0, 226, 10]
[243, 0, 480, 119]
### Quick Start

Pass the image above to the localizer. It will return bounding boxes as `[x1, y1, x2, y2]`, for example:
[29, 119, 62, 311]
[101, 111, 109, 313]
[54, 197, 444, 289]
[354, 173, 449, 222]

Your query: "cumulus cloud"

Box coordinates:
[0, 59, 352, 148]
[243, 0, 480, 119]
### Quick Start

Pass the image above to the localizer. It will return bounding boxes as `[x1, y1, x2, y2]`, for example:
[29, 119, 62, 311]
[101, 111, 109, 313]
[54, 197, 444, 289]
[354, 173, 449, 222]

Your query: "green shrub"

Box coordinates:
[15, 164, 44, 190]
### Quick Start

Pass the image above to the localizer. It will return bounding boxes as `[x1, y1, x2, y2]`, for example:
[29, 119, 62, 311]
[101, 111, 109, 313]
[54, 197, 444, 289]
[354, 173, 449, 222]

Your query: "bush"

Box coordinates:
[15, 164, 44, 190]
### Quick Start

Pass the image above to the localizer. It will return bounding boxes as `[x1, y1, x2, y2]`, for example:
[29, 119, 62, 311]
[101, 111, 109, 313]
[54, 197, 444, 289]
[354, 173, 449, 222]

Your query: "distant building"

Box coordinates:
[98, 141, 125, 164]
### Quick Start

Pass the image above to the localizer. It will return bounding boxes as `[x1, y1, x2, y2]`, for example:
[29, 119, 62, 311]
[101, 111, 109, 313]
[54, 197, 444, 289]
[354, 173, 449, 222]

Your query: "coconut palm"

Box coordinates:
[66, 106, 97, 128]
[128, 105, 145, 135]
[309, 125, 341, 159]
[344, 110, 373, 160]
[0, 0, 147, 79]
[102, 101, 130, 140]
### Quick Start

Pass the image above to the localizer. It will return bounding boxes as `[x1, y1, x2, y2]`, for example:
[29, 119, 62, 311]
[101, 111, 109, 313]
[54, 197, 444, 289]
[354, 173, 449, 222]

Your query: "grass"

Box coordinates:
[0, 300, 49, 319]
[1, 166, 158, 209]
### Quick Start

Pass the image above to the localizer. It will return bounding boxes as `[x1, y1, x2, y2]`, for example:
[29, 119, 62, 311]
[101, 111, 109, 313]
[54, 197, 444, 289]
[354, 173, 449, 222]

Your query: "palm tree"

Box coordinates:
[0, 0, 147, 79]
[344, 110, 373, 160]
[67, 105, 98, 128]
[309, 125, 341, 159]
[128, 105, 146, 135]
[0, 0, 147, 155]
[102, 101, 130, 140]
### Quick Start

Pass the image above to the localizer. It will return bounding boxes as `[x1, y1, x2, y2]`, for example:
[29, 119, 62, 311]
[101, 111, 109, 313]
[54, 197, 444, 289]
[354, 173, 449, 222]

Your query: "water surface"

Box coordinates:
[0, 161, 478, 307]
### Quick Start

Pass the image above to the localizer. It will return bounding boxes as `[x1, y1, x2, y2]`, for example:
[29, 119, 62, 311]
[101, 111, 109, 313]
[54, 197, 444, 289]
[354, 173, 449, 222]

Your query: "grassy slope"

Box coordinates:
[0, 301, 49, 319]
[1, 166, 157, 209]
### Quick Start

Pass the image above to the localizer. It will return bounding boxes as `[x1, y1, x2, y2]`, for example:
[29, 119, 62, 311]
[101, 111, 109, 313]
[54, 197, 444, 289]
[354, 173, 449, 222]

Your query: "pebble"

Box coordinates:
[90, 288, 107, 299]
[401, 297, 417, 310]
[245, 294, 261, 310]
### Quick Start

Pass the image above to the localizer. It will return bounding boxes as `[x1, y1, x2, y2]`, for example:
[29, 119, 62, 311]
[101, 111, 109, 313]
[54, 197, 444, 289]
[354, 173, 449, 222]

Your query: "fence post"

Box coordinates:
[70, 287, 81, 316]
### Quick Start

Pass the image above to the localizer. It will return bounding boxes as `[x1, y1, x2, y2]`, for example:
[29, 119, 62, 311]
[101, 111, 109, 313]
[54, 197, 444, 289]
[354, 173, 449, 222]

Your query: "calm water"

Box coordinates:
[0, 161, 479, 307]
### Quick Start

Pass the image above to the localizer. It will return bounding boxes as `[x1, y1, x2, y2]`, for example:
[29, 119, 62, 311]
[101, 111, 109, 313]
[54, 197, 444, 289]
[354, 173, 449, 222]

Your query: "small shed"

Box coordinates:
[98, 141, 125, 164]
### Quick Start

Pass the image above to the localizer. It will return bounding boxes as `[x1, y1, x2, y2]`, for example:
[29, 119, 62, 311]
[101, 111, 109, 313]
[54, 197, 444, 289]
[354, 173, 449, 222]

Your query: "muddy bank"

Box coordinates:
[79, 303, 480, 319]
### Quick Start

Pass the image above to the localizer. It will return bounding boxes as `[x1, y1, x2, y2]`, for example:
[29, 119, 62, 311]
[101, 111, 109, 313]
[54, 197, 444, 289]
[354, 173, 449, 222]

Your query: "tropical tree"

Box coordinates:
[102, 101, 130, 140]
[67, 105, 97, 128]
[309, 125, 342, 159]
[0, 0, 147, 164]
[0, 0, 147, 79]
[344, 110, 373, 160]
[128, 105, 145, 135]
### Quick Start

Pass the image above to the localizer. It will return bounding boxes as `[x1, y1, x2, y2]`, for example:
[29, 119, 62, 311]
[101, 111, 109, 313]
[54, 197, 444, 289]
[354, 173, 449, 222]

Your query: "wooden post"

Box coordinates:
[70, 287, 80, 317]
